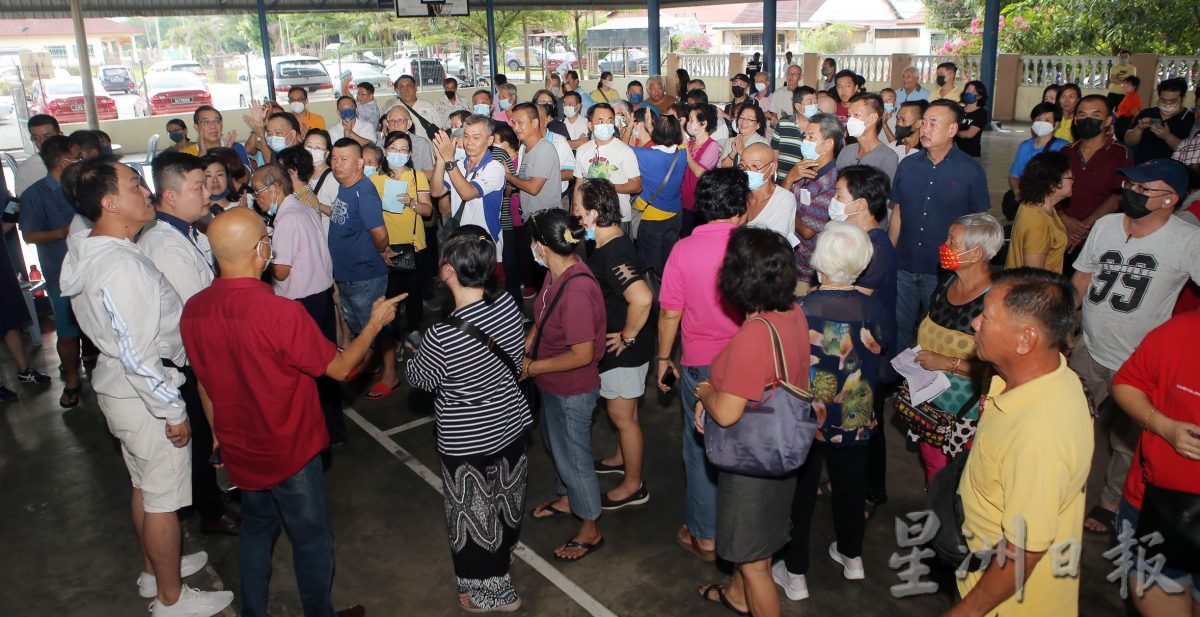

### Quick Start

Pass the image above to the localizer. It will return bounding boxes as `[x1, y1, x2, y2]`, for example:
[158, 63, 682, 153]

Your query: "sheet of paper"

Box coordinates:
[890, 346, 951, 406]
[382, 180, 409, 215]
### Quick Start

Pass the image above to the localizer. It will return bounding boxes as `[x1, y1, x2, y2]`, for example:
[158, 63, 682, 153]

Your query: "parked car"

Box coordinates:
[596, 50, 648, 74]
[98, 65, 136, 94]
[143, 71, 212, 116]
[148, 60, 209, 89]
[28, 78, 118, 124]
[321, 61, 393, 96]
[504, 47, 545, 72]
[239, 55, 334, 106]
[543, 50, 587, 72]
[0, 99, 13, 122]
[383, 57, 447, 87]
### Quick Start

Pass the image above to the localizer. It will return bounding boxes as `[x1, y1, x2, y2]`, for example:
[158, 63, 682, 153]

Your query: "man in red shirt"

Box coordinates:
[181, 208, 403, 617]
[1111, 311, 1200, 616]
[1060, 94, 1133, 275]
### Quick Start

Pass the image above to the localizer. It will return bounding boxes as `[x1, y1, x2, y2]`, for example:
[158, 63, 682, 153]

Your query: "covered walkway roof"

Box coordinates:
[0, 0, 724, 17]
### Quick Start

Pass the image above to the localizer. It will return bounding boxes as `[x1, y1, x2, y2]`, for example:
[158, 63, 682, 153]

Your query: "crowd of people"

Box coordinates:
[2, 57, 1200, 617]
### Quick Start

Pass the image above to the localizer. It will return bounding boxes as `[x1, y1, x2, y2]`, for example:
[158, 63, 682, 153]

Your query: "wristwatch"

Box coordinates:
[621, 335, 636, 347]
[444, 161, 455, 172]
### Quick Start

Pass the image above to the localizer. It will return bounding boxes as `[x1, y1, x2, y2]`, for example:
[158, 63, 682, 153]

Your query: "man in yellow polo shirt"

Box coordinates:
[946, 268, 1093, 617]
[287, 86, 327, 134]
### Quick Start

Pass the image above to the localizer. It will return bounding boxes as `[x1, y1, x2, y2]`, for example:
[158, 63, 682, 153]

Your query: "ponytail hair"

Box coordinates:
[440, 225, 504, 304]
[527, 208, 585, 256]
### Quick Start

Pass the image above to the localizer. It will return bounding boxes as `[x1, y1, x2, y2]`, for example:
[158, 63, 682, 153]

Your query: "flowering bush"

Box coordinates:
[679, 35, 712, 54]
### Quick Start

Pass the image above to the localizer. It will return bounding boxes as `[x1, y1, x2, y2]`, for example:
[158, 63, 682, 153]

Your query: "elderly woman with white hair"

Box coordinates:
[773, 222, 889, 601]
[897, 212, 1003, 485]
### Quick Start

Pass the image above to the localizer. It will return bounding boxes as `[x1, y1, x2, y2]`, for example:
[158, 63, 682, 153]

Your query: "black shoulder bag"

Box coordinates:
[403, 102, 441, 140]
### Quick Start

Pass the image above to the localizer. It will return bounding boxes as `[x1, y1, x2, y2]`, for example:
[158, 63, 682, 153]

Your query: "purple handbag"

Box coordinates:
[704, 317, 819, 478]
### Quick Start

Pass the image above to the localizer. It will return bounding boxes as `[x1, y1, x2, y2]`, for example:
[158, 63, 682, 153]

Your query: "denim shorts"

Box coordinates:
[1116, 497, 1200, 601]
[47, 284, 81, 339]
[336, 275, 388, 336]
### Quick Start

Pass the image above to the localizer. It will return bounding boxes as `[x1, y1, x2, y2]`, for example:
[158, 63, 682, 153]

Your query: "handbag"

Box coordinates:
[631, 149, 680, 213]
[387, 213, 420, 272]
[522, 272, 593, 421]
[927, 393, 989, 573]
[703, 317, 819, 478]
[1135, 485, 1200, 572]
[895, 380, 978, 450]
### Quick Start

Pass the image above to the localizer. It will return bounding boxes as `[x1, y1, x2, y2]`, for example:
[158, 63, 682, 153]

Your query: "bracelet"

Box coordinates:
[951, 358, 962, 374]
[656, 356, 671, 362]
[694, 379, 711, 400]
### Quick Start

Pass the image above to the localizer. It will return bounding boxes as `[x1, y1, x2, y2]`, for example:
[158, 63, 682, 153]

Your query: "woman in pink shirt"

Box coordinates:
[681, 105, 722, 238]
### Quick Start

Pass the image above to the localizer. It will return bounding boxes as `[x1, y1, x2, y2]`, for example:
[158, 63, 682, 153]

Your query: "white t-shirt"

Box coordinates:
[564, 115, 590, 142]
[768, 86, 796, 119]
[1075, 213, 1200, 369]
[747, 184, 798, 243]
[328, 118, 378, 144]
[448, 156, 508, 260]
[309, 168, 340, 236]
[573, 138, 642, 222]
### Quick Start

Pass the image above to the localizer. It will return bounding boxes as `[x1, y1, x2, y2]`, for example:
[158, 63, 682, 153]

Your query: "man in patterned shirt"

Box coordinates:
[781, 113, 842, 296]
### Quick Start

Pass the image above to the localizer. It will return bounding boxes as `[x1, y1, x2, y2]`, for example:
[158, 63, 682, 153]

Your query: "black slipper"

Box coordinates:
[1084, 504, 1115, 535]
[530, 500, 571, 519]
[59, 386, 81, 409]
[699, 583, 750, 616]
[553, 537, 604, 561]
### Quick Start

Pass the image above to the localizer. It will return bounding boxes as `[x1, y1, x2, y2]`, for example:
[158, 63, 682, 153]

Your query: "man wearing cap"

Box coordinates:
[1070, 158, 1200, 535]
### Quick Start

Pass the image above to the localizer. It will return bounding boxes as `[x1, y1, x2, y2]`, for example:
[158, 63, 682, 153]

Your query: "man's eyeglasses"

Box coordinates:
[1122, 180, 1172, 195]
[197, 119, 222, 126]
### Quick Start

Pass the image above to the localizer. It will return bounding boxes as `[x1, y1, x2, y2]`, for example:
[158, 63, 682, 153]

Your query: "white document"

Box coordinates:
[890, 346, 951, 406]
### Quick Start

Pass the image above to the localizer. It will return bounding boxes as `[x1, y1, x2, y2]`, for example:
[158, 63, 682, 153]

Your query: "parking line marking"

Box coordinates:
[343, 406, 619, 617]
[381, 415, 435, 436]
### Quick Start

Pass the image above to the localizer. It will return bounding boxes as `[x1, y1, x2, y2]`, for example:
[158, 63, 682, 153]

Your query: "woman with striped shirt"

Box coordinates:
[405, 226, 532, 613]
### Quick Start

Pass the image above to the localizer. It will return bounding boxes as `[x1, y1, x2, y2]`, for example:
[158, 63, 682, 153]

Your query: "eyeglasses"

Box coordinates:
[1122, 180, 1172, 195]
[197, 119, 222, 126]
[737, 116, 758, 124]
[1061, 175, 1075, 181]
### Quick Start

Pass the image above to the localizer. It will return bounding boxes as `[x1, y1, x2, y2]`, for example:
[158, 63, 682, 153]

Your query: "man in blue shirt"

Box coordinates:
[18, 135, 84, 408]
[895, 67, 930, 104]
[565, 70, 595, 114]
[327, 139, 388, 375]
[887, 100, 989, 351]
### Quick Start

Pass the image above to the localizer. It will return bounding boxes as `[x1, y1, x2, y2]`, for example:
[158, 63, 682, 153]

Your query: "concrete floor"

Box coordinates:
[0, 128, 1133, 616]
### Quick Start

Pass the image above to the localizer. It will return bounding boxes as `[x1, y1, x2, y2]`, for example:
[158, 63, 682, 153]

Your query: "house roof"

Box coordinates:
[0, 18, 142, 37]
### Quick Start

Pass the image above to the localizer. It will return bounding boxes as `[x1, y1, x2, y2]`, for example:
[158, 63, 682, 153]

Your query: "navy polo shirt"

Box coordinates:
[18, 174, 76, 287]
[891, 146, 989, 274]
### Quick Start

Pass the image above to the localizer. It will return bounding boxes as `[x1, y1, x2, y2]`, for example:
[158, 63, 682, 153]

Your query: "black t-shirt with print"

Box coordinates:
[586, 234, 653, 371]
[955, 107, 989, 157]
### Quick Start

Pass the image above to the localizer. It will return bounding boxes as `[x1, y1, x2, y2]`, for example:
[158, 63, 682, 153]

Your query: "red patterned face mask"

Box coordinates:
[939, 243, 978, 271]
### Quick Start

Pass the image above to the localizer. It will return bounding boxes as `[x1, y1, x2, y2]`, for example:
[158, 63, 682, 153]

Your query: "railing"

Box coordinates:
[910, 55, 981, 83]
[829, 54, 892, 83]
[1020, 55, 1113, 88]
[1159, 56, 1200, 90]
[678, 53, 729, 78]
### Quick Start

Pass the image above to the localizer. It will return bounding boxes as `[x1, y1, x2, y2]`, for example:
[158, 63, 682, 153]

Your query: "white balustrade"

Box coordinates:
[1158, 56, 1200, 90]
[678, 53, 729, 78]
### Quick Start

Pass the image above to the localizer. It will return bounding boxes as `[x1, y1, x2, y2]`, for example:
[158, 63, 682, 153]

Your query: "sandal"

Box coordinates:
[59, 386, 81, 409]
[698, 583, 750, 616]
[530, 500, 571, 519]
[675, 525, 717, 562]
[364, 381, 400, 400]
[460, 595, 522, 613]
[553, 537, 604, 561]
[1084, 504, 1115, 535]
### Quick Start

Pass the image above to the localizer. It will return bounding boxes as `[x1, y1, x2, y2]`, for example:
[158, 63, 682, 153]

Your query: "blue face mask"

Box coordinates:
[499, 98, 513, 111]
[531, 244, 546, 268]
[209, 188, 230, 202]
[592, 123, 616, 141]
[266, 135, 287, 152]
[266, 201, 279, 217]
[884, 103, 896, 113]
[963, 92, 979, 104]
[800, 139, 821, 160]
[168, 132, 185, 143]
[629, 92, 644, 105]
[339, 107, 357, 121]
[473, 103, 491, 115]
[363, 165, 377, 176]
[803, 104, 819, 117]
[584, 226, 596, 241]
[386, 152, 409, 168]
[454, 148, 467, 161]
[745, 170, 767, 191]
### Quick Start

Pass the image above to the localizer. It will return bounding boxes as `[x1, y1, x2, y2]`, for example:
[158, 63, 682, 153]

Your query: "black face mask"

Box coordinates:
[445, 90, 456, 100]
[936, 75, 947, 87]
[1120, 188, 1154, 219]
[731, 85, 746, 98]
[1073, 117, 1103, 140]
[540, 103, 557, 118]
[894, 124, 915, 140]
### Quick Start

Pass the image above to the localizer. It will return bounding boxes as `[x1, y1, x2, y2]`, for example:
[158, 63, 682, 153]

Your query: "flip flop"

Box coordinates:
[530, 500, 571, 519]
[676, 525, 717, 562]
[59, 386, 81, 409]
[553, 537, 604, 561]
[364, 381, 400, 400]
[698, 583, 750, 617]
[1084, 504, 1115, 535]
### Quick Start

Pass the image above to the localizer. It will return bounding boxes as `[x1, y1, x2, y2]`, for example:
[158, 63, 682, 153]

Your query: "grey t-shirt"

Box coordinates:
[836, 142, 899, 183]
[519, 138, 561, 216]
[407, 132, 434, 172]
[1075, 213, 1200, 369]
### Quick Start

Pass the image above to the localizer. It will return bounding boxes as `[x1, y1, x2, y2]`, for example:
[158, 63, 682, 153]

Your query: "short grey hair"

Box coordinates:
[254, 162, 292, 196]
[647, 75, 665, 89]
[610, 100, 630, 114]
[955, 212, 1005, 259]
[809, 112, 845, 158]
[902, 66, 919, 77]
[464, 114, 495, 135]
[811, 221, 874, 284]
[500, 83, 518, 98]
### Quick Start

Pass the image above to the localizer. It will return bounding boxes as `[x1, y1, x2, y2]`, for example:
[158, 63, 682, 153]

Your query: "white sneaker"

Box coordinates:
[829, 542, 865, 580]
[770, 560, 809, 601]
[137, 551, 210, 599]
[150, 585, 234, 617]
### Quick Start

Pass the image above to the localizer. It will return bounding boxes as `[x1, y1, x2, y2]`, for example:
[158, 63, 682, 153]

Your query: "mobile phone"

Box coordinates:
[1150, 118, 1163, 126]
[662, 370, 677, 388]
[3, 200, 17, 215]
[210, 446, 222, 466]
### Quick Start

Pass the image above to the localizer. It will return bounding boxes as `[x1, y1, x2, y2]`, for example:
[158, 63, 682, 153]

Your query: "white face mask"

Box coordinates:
[289, 101, 306, 114]
[603, 79, 614, 89]
[307, 147, 326, 167]
[1031, 121, 1055, 137]
[846, 117, 867, 138]
[827, 197, 863, 222]
[755, 82, 767, 92]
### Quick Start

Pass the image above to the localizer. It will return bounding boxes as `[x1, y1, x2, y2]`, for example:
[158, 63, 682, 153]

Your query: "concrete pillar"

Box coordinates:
[803, 52, 820, 89]
[664, 53, 681, 96]
[69, 0, 98, 129]
[1131, 53, 1158, 105]
[993, 53, 1021, 121]
[890, 53, 913, 89]
[726, 52, 742, 81]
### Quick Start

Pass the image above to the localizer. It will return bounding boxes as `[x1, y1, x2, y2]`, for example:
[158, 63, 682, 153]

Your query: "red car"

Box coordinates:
[145, 71, 212, 116]
[28, 78, 118, 124]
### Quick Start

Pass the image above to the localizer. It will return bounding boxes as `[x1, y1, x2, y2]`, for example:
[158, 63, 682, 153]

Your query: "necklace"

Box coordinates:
[819, 283, 856, 291]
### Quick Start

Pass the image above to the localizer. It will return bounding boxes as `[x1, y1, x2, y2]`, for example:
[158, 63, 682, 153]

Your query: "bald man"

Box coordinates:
[741, 142, 798, 240]
[182, 208, 399, 617]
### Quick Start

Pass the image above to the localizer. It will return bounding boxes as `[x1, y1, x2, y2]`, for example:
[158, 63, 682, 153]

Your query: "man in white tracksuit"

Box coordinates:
[59, 157, 233, 617]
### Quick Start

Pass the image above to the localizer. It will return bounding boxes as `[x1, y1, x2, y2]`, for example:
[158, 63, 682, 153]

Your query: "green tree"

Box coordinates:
[799, 24, 858, 54]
